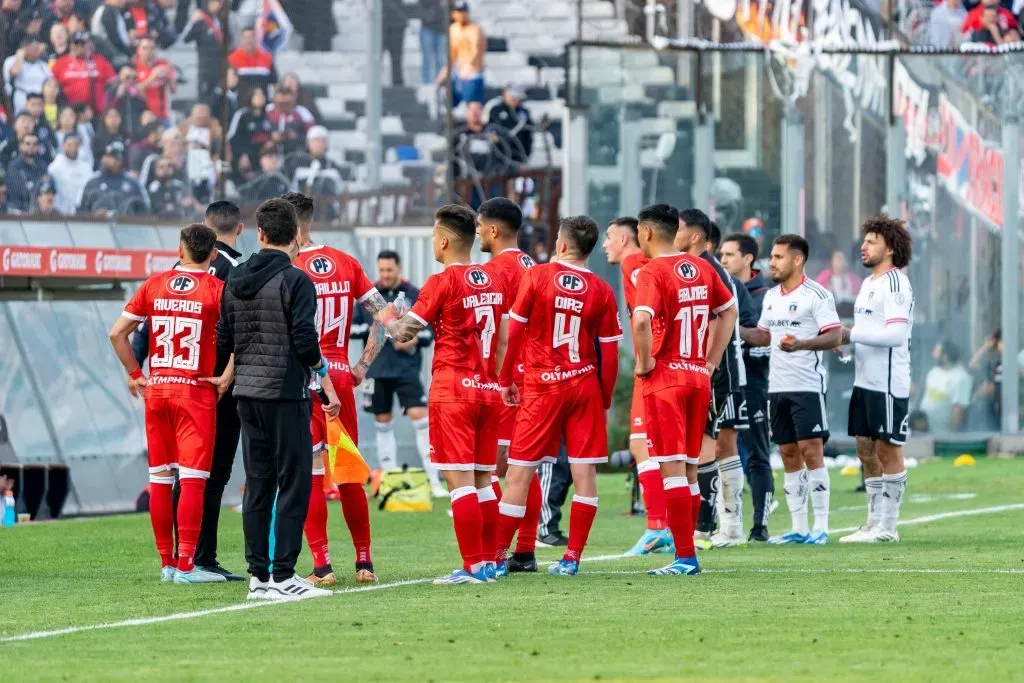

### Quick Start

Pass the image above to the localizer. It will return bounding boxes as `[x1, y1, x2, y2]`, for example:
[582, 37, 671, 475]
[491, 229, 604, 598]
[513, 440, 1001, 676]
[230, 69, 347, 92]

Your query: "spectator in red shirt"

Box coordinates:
[227, 27, 277, 98]
[133, 36, 173, 120]
[266, 86, 315, 156]
[51, 31, 116, 112]
[962, 0, 1019, 34]
[969, 2, 1022, 41]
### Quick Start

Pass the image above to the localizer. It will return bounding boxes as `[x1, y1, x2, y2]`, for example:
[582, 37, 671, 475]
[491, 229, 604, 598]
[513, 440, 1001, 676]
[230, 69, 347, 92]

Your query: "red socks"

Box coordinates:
[337, 482, 373, 566]
[175, 477, 206, 572]
[665, 477, 695, 558]
[515, 473, 542, 553]
[149, 475, 175, 568]
[637, 460, 668, 530]
[477, 486, 499, 565]
[495, 501, 526, 563]
[564, 495, 598, 563]
[490, 474, 502, 502]
[450, 486, 484, 571]
[304, 472, 332, 569]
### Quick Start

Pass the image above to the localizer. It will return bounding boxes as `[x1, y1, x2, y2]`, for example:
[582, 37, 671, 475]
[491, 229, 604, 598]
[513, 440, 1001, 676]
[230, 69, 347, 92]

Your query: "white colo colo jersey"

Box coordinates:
[757, 276, 841, 394]
[852, 268, 914, 398]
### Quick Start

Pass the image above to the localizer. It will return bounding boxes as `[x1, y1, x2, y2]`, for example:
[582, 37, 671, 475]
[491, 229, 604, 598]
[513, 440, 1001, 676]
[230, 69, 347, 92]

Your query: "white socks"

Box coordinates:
[864, 476, 883, 528]
[718, 455, 744, 535]
[412, 417, 442, 488]
[783, 469, 809, 535]
[807, 467, 830, 532]
[880, 471, 908, 533]
[375, 421, 398, 471]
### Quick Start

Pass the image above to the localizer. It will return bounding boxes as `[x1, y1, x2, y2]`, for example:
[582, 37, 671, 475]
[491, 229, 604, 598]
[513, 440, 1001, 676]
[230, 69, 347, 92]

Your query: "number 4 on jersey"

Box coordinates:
[553, 312, 581, 363]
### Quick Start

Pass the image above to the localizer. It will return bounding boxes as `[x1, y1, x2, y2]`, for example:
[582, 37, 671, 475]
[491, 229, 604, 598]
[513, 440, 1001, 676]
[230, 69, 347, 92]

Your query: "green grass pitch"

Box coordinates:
[2, 459, 1024, 682]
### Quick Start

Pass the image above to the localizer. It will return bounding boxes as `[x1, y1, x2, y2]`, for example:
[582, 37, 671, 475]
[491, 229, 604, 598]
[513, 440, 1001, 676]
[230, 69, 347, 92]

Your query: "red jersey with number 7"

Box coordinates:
[634, 254, 735, 393]
[483, 248, 535, 379]
[122, 266, 224, 397]
[507, 262, 622, 394]
[410, 263, 505, 403]
[294, 245, 376, 385]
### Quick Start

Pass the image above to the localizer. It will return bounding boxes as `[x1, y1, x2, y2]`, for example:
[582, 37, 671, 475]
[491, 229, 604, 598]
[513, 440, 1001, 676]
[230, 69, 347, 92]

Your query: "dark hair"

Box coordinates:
[180, 223, 218, 262]
[861, 215, 913, 269]
[205, 200, 241, 234]
[25, 92, 43, 102]
[377, 249, 401, 265]
[435, 203, 477, 246]
[248, 87, 266, 109]
[773, 234, 809, 261]
[708, 221, 722, 250]
[722, 233, 759, 262]
[679, 208, 711, 238]
[609, 216, 639, 235]
[255, 198, 298, 246]
[940, 340, 962, 365]
[558, 215, 599, 256]
[637, 204, 678, 240]
[281, 191, 315, 222]
[477, 197, 522, 234]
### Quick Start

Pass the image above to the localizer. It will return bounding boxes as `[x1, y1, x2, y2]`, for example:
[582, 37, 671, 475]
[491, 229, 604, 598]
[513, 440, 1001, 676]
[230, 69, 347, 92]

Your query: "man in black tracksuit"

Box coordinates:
[132, 201, 247, 580]
[720, 232, 775, 541]
[217, 198, 341, 598]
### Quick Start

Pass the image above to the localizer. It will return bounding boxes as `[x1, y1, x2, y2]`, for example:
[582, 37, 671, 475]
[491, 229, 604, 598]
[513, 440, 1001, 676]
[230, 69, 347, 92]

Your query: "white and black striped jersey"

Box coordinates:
[757, 277, 841, 394]
[701, 251, 747, 393]
[852, 268, 913, 398]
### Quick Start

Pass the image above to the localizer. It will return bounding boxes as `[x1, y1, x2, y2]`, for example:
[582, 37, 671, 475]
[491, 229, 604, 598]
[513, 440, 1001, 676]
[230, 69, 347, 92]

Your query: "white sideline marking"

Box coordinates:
[3, 503, 1023, 645]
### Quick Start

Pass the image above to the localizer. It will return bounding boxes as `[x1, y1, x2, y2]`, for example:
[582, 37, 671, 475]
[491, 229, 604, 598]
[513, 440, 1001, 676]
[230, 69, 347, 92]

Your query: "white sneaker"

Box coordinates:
[265, 574, 332, 601]
[710, 529, 748, 548]
[246, 576, 270, 600]
[839, 525, 880, 544]
[874, 528, 900, 543]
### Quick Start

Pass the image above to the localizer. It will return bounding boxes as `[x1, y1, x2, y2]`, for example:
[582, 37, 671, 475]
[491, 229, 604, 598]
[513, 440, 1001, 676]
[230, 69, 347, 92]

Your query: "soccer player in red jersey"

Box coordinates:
[476, 197, 543, 575]
[108, 224, 228, 584]
[602, 215, 673, 557]
[285, 192, 391, 586]
[383, 204, 507, 584]
[493, 215, 622, 576]
[631, 204, 737, 576]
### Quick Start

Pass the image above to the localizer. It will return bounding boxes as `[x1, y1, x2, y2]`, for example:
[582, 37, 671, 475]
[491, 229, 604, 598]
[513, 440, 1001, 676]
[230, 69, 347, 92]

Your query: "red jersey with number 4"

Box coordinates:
[483, 248, 535, 379]
[509, 262, 621, 394]
[294, 245, 375, 383]
[123, 267, 224, 397]
[634, 254, 735, 393]
[411, 263, 505, 403]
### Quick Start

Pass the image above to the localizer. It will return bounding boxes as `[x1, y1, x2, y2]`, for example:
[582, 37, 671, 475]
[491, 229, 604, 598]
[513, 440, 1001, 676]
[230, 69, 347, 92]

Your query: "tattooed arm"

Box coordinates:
[360, 289, 392, 320]
[351, 320, 387, 385]
[385, 313, 426, 344]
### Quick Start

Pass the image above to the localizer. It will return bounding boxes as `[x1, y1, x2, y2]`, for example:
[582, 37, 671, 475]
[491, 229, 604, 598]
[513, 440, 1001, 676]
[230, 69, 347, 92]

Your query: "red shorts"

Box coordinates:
[497, 404, 517, 447]
[629, 383, 647, 442]
[509, 375, 608, 467]
[644, 384, 711, 464]
[310, 383, 358, 456]
[144, 389, 216, 478]
[429, 400, 499, 471]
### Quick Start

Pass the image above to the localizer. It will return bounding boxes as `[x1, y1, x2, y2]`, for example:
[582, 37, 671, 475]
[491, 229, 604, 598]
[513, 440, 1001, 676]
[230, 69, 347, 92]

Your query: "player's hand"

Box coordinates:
[634, 356, 655, 377]
[501, 385, 520, 407]
[779, 335, 803, 353]
[705, 360, 717, 374]
[200, 373, 232, 401]
[350, 367, 365, 387]
[128, 374, 148, 399]
[393, 338, 417, 354]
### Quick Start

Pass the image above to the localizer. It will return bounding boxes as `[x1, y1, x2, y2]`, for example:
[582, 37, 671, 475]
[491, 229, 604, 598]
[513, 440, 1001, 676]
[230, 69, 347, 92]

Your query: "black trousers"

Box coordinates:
[741, 387, 775, 533]
[538, 442, 571, 537]
[238, 398, 312, 581]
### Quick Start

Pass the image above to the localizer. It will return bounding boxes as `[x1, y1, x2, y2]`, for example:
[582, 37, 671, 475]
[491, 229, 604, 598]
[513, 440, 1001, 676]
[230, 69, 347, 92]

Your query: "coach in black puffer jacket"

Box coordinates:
[216, 198, 341, 586]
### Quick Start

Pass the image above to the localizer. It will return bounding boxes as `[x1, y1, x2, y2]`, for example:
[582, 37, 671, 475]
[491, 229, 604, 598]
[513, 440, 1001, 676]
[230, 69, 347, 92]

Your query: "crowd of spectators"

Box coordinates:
[0, 0, 351, 219]
[926, 0, 1024, 47]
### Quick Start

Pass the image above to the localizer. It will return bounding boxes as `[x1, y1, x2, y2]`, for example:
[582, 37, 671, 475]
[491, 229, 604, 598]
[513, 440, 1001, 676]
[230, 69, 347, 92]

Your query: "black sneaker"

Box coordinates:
[197, 564, 244, 581]
[508, 552, 537, 573]
[748, 527, 770, 543]
[537, 531, 568, 547]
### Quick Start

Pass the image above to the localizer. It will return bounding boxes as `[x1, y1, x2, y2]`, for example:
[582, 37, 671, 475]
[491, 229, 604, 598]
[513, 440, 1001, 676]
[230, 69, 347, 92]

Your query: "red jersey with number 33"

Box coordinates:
[123, 267, 224, 396]
[483, 248, 535, 379]
[509, 262, 622, 394]
[410, 263, 504, 403]
[294, 245, 375, 382]
[634, 254, 734, 392]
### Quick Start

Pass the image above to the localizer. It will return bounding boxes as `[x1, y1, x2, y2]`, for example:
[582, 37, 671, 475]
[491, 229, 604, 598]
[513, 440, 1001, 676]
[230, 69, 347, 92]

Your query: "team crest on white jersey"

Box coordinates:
[165, 273, 198, 295]
[305, 255, 337, 279]
[465, 267, 491, 289]
[554, 271, 588, 294]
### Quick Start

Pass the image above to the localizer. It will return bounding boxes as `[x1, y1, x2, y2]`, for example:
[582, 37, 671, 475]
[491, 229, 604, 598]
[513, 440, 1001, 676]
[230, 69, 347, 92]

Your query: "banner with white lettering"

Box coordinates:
[0, 246, 179, 279]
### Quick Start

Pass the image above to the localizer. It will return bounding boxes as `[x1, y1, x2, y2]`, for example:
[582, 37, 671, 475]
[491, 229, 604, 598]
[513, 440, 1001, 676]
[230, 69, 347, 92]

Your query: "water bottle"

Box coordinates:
[2, 488, 15, 526]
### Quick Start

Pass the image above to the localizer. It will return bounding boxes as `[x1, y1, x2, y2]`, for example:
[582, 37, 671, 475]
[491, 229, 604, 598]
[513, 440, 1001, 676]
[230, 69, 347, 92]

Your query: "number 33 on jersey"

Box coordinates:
[122, 266, 224, 393]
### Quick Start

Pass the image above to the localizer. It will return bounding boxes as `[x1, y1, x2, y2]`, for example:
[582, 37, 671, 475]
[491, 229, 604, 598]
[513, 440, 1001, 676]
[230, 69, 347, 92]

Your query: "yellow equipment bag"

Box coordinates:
[377, 467, 433, 512]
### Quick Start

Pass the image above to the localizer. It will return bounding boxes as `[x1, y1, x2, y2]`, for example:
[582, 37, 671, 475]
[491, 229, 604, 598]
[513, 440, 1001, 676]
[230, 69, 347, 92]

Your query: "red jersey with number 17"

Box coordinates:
[122, 266, 224, 397]
[483, 248, 535, 379]
[294, 244, 376, 384]
[508, 262, 622, 394]
[634, 254, 735, 394]
[410, 263, 505, 403]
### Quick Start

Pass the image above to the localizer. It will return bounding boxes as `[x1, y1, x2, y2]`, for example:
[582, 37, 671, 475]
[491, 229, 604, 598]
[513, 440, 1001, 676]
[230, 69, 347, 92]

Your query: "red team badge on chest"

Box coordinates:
[165, 272, 198, 295]
[674, 260, 700, 283]
[304, 254, 337, 279]
[554, 271, 588, 294]
[464, 266, 492, 289]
